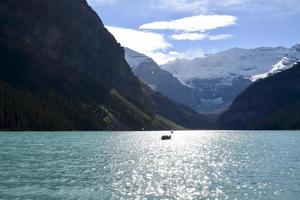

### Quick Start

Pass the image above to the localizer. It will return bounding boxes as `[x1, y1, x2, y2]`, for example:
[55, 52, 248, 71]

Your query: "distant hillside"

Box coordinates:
[125, 48, 199, 111]
[0, 0, 209, 130]
[162, 46, 293, 112]
[141, 82, 210, 129]
[219, 62, 300, 130]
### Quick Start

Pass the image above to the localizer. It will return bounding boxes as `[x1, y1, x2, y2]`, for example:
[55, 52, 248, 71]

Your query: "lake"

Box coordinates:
[0, 131, 300, 199]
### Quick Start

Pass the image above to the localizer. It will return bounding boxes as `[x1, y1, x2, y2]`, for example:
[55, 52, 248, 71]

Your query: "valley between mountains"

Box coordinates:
[0, 0, 299, 130]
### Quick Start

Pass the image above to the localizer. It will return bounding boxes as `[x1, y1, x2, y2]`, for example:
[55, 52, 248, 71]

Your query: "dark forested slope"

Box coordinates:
[0, 0, 209, 130]
[219, 62, 300, 130]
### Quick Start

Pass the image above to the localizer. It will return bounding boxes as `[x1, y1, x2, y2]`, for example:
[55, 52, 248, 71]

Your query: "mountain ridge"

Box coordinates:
[125, 48, 200, 111]
[0, 0, 209, 130]
[218, 62, 300, 130]
[161, 45, 298, 112]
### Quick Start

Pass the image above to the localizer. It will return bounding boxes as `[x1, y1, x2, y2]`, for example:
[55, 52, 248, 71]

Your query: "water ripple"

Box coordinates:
[0, 131, 300, 199]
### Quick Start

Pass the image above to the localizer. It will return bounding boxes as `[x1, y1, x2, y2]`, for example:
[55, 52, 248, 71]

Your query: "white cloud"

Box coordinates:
[155, 0, 300, 15]
[150, 49, 206, 64]
[89, 0, 300, 15]
[171, 32, 234, 41]
[155, 0, 208, 14]
[179, 48, 205, 60]
[87, 0, 116, 5]
[208, 34, 234, 40]
[147, 51, 181, 65]
[106, 26, 172, 64]
[139, 15, 237, 32]
[171, 33, 207, 41]
[152, 0, 246, 14]
[105, 25, 234, 64]
[158, 48, 206, 64]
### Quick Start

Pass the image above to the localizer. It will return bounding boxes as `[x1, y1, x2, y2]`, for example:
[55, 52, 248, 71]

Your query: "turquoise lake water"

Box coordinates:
[0, 131, 300, 199]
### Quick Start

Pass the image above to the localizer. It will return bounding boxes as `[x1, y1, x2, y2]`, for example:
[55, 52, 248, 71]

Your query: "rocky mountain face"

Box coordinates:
[161, 46, 292, 113]
[0, 0, 209, 130]
[219, 62, 300, 130]
[125, 48, 199, 111]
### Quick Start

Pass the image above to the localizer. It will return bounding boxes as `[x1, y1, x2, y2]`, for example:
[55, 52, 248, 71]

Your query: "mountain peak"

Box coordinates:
[0, 0, 209, 130]
[124, 48, 153, 70]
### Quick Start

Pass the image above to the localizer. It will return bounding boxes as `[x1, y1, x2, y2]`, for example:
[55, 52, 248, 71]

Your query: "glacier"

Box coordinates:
[251, 44, 300, 81]
[161, 46, 290, 84]
[160, 45, 299, 113]
[125, 44, 300, 114]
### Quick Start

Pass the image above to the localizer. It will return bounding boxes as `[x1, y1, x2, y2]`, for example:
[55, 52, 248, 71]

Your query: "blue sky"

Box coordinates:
[87, 0, 300, 64]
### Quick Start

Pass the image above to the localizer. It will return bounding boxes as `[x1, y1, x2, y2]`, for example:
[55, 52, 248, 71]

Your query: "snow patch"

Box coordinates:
[201, 97, 224, 105]
[124, 48, 152, 70]
[148, 84, 157, 91]
[161, 46, 289, 85]
[251, 44, 300, 81]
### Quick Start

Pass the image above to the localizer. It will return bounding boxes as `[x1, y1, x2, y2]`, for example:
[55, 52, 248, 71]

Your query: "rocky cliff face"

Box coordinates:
[0, 0, 209, 130]
[219, 62, 300, 130]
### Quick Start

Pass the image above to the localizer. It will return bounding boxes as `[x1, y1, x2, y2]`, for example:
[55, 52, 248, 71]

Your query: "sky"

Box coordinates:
[87, 0, 300, 64]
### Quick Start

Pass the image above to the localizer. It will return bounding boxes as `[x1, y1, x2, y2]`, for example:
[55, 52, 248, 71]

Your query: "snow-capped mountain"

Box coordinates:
[252, 44, 300, 80]
[125, 45, 300, 114]
[124, 48, 200, 111]
[125, 48, 153, 71]
[161, 45, 299, 113]
[162, 46, 290, 84]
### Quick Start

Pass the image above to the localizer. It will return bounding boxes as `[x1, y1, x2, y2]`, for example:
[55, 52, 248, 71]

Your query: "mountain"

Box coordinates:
[252, 44, 300, 80]
[140, 82, 209, 129]
[0, 0, 209, 130]
[218, 62, 300, 130]
[124, 48, 199, 111]
[161, 46, 291, 112]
